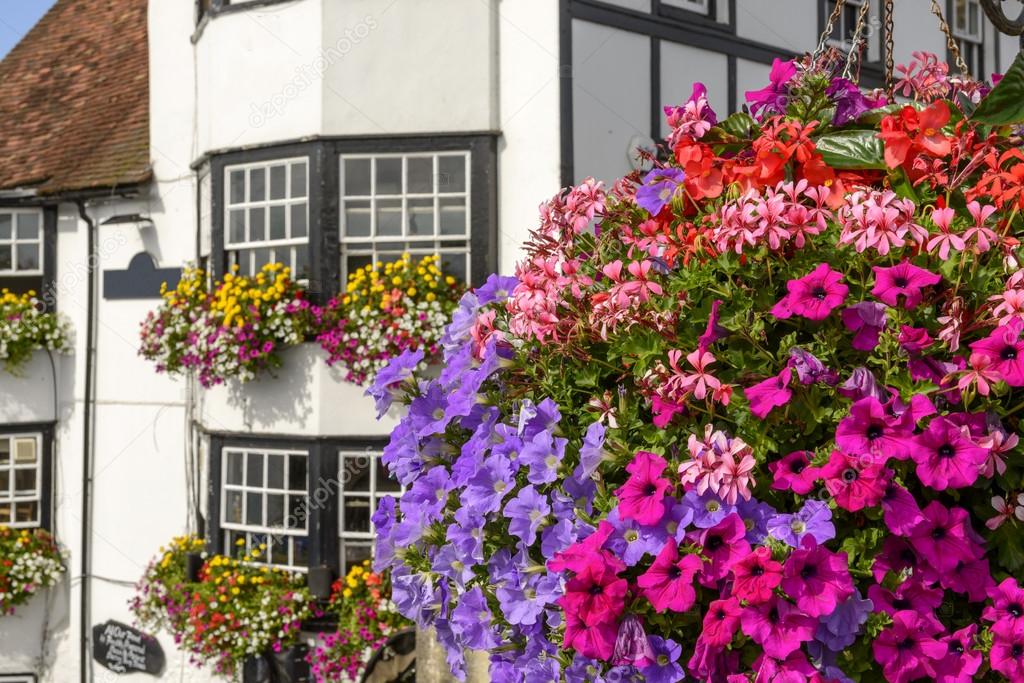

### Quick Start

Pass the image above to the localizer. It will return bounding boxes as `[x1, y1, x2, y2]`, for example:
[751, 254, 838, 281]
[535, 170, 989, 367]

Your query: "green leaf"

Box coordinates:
[972, 51, 1024, 125]
[704, 112, 757, 142]
[814, 129, 887, 170]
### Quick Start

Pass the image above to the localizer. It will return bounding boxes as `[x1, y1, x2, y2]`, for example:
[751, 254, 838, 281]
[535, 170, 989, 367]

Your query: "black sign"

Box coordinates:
[91, 620, 165, 676]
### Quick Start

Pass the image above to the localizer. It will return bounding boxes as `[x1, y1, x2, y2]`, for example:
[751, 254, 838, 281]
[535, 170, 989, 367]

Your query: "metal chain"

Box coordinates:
[843, 0, 873, 80]
[815, 0, 848, 58]
[929, 0, 971, 76]
[885, 0, 895, 97]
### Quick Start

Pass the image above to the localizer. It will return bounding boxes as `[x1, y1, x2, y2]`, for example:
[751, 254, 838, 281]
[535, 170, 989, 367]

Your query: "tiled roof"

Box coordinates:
[0, 0, 150, 196]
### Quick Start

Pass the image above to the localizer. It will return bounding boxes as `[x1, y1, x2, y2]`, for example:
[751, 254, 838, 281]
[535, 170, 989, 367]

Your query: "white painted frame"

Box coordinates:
[337, 449, 402, 572]
[0, 209, 44, 276]
[0, 433, 42, 528]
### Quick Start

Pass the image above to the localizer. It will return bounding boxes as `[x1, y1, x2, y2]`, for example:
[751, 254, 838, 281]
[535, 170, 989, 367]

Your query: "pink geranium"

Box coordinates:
[871, 261, 941, 309]
[771, 263, 848, 321]
[926, 206, 965, 260]
[637, 539, 704, 613]
[614, 451, 673, 525]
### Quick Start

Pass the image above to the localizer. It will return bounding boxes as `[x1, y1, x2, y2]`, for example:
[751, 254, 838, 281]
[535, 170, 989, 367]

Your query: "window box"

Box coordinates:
[197, 342, 403, 437]
[0, 351, 58, 425]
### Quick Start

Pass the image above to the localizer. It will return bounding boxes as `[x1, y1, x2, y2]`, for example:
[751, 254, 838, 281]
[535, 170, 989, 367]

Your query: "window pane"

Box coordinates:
[344, 158, 371, 196]
[438, 155, 466, 193]
[15, 439, 37, 464]
[376, 199, 402, 236]
[287, 496, 305, 529]
[246, 452, 264, 487]
[439, 197, 467, 236]
[376, 459, 400, 493]
[0, 439, 9, 466]
[343, 456, 371, 491]
[230, 170, 246, 204]
[442, 252, 468, 283]
[293, 537, 310, 566]
[15, 244, 38, 271]
[249, 207, 266, 242]
[291, 204, 308, 238]
[229, 209, 246, 243]
[267, 494, 285, 527]
[0, 503, 9, 523]
[346, 255, 372, 277]
[270, 206, 287, 241]
[270, 165, 287, 200]
[252, 248, 271, 272]
[342, 544, 372, 574]
[407, 157, 433, 193]
[0, 246, 11, 271]
[291, 162, 308, 198]
[288, 454, 307, 491]
[294, 247, 309, 278]
[271, 537, 289, 565]
[246, 492, 262, 525]
[344, 498, 371, 532]
[14, 470, 34, 493]
[227, 451, 244, 485]
[0, 471, 7, 494]
[344, 200, 372, 237]
[14, 501, 37, 523]
[376, 158, 402, 195]
[0, 214, 11, 239]
[225, 490, 243, 524]
[267, 454, 285, 489]
[16, 213, 39, 239]
[249, 167, 266, 202]
[408, 198, 434, 236]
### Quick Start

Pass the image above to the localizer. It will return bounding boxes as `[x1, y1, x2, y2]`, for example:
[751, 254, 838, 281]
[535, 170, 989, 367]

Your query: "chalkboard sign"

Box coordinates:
[92, 620, 165, 676]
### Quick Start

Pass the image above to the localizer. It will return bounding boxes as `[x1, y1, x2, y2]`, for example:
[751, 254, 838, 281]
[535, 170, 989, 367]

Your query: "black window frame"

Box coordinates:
[208, 135, 498, 304]
[0, 205, 57, 309]
[0, 422, 55, 532]
[817, 0, 888, 80]
[207, 433, 390, 579]
[948, 0, 986, 80]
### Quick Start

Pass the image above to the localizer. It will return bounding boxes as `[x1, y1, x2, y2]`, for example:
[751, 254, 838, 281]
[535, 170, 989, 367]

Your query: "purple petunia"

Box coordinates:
[504, 485, 551, 546]
[767, 499, 836, 547]
[636, 168, 686, 216]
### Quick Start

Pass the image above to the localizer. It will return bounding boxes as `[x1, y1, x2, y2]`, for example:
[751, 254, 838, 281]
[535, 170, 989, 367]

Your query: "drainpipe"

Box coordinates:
[75, 199, 98, 683]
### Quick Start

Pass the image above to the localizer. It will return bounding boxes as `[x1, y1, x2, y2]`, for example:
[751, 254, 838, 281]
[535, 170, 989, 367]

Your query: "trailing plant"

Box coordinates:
[307, 561, 411, 683]
[371, 51, 1024, 682]
[316, 254, 464, 386]
[132, 535, 314, 677]
[0, 289, 72, 372]
[0, 526, 64, 615]
[139, 263, 314, 388]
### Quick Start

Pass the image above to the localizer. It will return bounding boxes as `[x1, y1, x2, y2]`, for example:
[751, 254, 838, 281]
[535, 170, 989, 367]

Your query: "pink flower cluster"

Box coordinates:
[712, 180, 832, 254]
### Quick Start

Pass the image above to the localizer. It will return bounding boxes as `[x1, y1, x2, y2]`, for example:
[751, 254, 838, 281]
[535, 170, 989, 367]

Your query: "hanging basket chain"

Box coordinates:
[885, 0, 895, 97]
[843, 0, 873, 80]
[814, 0, 848, 58]
[929, 0, 971, 76]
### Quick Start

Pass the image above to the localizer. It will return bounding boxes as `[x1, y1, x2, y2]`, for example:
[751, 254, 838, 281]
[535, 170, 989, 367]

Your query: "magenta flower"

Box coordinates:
[729, 546, 782, 605]
[910, 416, 990, 490]
[771, 263, 849, 321]
[820, 449, 890, 512]
[841, 301, 887, 351]
[695, 514, 750, 585]
[990, 621, 1024, 680]
[614, 451, 672, 525]
[871, 261, 941, 309]
[867, 577, 943, 617]
[881, 482, 925, 536]
[835, 396, 914, 460]
[700, 597, 742, 647]
[983, 578, 1024, 632]
[780, 538, 854, 618]
[745, 58, 797, 120]
[743, 367, 793, 419]
[872, 610, 948, 683]
[741, 595, 817, 659]
[969, 319, 1024, 386]
[637, 539, 703, 613]
[768, 450, 820, 495]
[908, 501, 981, 573]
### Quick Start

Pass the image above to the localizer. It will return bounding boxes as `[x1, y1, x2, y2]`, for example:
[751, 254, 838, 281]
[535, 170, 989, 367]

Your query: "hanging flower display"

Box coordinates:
[0, 527, 64, 615]
[0, 289, 72, 373]
[138, 264, 315, 388]
[306, 561, 411, 683]
[372, 50, 1024, 682]
[315, 254, 464, 386]
[131, 536, 313, 677]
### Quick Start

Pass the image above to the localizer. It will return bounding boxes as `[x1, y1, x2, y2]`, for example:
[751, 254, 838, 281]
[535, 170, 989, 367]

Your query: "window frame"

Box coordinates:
[207, 434, 391, 577]
[0, 208, 44, 277]
[337, 447, 403, 574]
[208, 135, 497, 304]
[0, 675, 38, 683]
[0, 423, 54, 531]
[949, 0, 985, 79]
[0, 205, 57, 306]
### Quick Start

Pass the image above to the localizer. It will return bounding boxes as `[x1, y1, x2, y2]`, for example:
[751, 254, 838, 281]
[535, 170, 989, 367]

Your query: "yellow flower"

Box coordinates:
[342, 588, 352, 598]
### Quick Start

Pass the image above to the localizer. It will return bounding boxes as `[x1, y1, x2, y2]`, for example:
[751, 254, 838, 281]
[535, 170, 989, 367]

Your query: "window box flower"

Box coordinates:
[0, 527, 64, 616]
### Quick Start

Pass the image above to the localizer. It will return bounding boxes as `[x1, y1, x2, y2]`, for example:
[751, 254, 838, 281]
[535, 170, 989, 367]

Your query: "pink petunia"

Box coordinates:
[969, 319, 1024, 386]
[820, 449, 890, 512]
[990, 621, 1024, 681]
[694, 514, 750, 586]
[834, 396, 914, 460]
[700, 597, 743, 647]
[908, 501, 982, 574]
[880, 482, 925, 535]
[910, 416, 990, 490]
[841, 301, 887, 351]
[771, 263, 849, 321]
[636, 539, 704, 613]
[872, 610, 948, 683]
[871, 261, 941, 310]
[780, 537, 854, 618]
[614, 451, 672, 525]
[744, 367, 793, 419]
[768, 450, 820, 495]
[729, 546, 782, 605]
[741, 596, 817, 659]
[935, 625, 983, 683]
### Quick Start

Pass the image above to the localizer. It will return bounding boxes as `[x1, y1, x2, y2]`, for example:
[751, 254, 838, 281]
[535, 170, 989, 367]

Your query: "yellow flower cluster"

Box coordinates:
[343, 254, 455, 311]
[161, 264, 293, 328]
[0, 288, 36, 308]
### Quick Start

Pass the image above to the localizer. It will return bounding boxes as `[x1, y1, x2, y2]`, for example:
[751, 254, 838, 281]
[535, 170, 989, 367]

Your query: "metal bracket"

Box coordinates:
[980, 0, 1024, 47]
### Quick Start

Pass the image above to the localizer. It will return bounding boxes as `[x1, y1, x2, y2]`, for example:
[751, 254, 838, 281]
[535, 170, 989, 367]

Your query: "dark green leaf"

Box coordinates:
[972, 51, 1024, 125]
[814, 129, 887, 170]
[704, 112, 757, 142]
